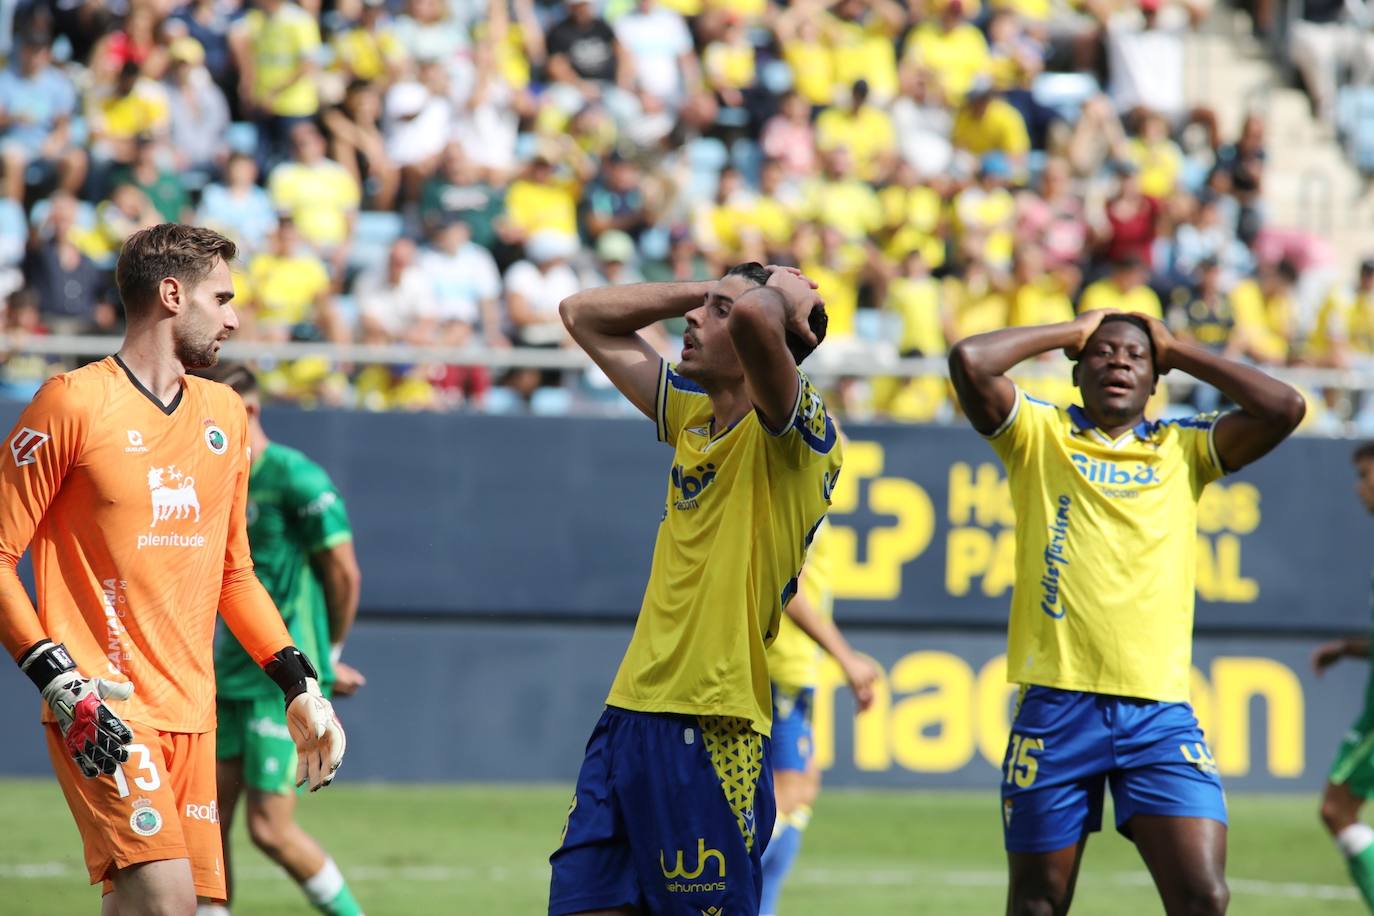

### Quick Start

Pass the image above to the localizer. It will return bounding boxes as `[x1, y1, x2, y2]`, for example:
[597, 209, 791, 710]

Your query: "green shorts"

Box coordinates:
[1330, 714, 1374, 798]
[216, 696, 298, 795]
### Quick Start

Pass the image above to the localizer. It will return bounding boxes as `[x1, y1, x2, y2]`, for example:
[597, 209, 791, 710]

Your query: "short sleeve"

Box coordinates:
[1172, 411, 1228, 489]
[763, 369, 840, 470]
[985, 385, 1057, 470]
[285, 458, 352, 553]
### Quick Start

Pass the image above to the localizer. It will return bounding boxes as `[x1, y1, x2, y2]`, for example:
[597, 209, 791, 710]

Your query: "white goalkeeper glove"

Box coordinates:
[20, 640, 134, 778]
[264, 646, 346, 790]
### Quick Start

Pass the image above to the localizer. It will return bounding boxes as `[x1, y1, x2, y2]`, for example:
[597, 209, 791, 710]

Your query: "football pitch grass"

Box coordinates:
[0, 778, 1363, 915]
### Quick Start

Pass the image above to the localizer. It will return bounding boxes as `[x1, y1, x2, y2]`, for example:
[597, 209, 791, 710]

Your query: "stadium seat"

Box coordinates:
[1338, 87, 1374, 175]
[639, 226, 671, 262]
[28, 198, 96, 231]
[686, 137, 729, 202]
[225, 122, 259, 156]
[332, 293, 359, 331]
[1032, 72, 1101, 123]
[759, 59, 794, 95]
[480, 386, 524, 415]
[530, 387, 573, 416]
[731, 138, 763, 186]
[348, 211, 405, 272]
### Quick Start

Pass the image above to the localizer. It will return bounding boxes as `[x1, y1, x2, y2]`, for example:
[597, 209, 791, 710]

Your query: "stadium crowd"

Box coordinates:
[0, 0, 1368, 425]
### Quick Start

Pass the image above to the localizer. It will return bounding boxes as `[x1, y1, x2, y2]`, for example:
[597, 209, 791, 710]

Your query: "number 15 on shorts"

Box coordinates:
[1005, 734, 1045, 788]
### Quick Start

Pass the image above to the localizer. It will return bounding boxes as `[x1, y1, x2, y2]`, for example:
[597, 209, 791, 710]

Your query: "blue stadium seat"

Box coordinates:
[1032, 73, 1101, 123]
[332, 293, 358, 331]
[1339, 87, 1374, 174]
[348, 211, 405, 272]
[686, 136, 728, 202]
[731, 138, 762, 186]
[759, 59, 794, 95]
[530, 387, 573, 416]
[480, 387, 524, 415]
[28, 198, 95, 231]
[225, 122, 259, 156]
[639, 226, 671, 261]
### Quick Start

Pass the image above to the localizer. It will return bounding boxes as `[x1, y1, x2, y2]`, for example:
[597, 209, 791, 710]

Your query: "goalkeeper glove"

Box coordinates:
[264, 646, 346, 790]
[20, 640, 134, 778]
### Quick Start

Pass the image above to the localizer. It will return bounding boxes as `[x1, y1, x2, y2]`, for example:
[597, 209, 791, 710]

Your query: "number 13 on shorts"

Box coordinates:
[1005, 734, 1045, 788]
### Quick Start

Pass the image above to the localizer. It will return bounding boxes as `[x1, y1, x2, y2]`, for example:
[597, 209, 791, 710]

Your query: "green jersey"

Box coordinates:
[215, 442, 353, 699]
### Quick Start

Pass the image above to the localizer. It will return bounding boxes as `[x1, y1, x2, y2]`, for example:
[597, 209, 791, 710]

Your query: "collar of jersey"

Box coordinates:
[1067, 404, 1153, 447]
[113, 353, 184, 416]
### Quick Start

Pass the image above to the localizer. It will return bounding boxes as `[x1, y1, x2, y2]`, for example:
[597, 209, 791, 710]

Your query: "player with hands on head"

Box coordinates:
[949, 306, 1304, 916]
[550, 261, 841, 916]
[0, 223, 343, 915]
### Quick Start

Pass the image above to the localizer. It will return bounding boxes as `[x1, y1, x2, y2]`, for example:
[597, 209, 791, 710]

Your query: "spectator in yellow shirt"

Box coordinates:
[1308, 259, 1374, 367]
[87, 62, 171, 167]
[1009, 243, 1076, 327]
[775, 8, 835, 107]
[503, 155, 581, 249]
[902, 0, 990, 104]
[268, 121, 361, 264]
[816, 80, 897, 181]
[1078, 255, 1164, 318]
[951, 78, 1030, 171]
[1230, 258, 1297, 365]
[1126, 110, 1184, 200]
[803, 147, 884, 242]
[330, 0, 408, 86]
[825, 0, 904, 103]
[244, 217, 337, 341]
[953, 152, 1017, 270]
[945, 257, 1011, 342]
[231, 0, 323, 162]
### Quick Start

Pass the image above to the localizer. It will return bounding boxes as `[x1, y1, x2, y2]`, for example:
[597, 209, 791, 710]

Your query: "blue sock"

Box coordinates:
[760, 805, 810, 916]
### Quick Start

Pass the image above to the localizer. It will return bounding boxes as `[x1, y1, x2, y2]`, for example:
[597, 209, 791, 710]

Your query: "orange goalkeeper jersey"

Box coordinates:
[0, 356, 291, 733]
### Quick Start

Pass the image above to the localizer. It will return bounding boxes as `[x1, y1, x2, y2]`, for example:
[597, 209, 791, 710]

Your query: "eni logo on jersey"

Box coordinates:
[1070, 454, 1159, 490]
[671, 463, 717, 511]
[137, 466, 207, 550]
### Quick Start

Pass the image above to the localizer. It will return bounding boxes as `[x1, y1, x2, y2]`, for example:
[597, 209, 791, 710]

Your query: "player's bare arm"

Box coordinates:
[783, 585, 878, 711]
[560, 281, 714, 418]
[949, 310, 1120, 434]
[311, 540, 365, 696]
[1135, 313, 1305, 472]
[726, 267, 824, 432]
[1314, 636, 1373, 674]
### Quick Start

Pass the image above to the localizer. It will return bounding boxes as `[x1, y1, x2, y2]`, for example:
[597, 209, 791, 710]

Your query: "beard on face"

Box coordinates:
[173, 314, 222, 370]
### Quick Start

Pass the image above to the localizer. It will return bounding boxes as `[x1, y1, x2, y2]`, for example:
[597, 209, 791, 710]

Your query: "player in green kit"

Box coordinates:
[550, 263, 839, 916]
[1313, 441, 1374, 912]
[194, 365, 365, 916]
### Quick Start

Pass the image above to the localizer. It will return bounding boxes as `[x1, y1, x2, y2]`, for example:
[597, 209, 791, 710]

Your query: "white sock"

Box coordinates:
[1338, 823, 1374, 857]
[302, 857, 346, 906]
[196, 906, 231, 916]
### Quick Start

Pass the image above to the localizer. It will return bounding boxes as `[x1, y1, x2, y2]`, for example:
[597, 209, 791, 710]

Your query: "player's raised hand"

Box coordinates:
[265, 646, 347, 790]
[764, 264, 825, 349]
[841, 652, 881, 713]
[1131, 311, 1177, 374]
[20, 641, 134, 778]
[1064, 308, 1121, 360]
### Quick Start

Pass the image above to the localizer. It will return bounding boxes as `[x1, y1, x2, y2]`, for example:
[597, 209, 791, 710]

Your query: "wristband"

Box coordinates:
[18, 640, 76, 691]
[263, 646, 319, 705]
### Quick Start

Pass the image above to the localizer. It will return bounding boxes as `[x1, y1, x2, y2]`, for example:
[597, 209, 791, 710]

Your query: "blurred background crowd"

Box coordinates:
[0, 0, 1372, 426]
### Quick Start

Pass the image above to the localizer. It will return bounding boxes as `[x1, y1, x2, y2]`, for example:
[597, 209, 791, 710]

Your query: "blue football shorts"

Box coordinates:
[770, 684, 815, 773]
[549, 706, 775, 915]
[1001, 686, 1228, 854]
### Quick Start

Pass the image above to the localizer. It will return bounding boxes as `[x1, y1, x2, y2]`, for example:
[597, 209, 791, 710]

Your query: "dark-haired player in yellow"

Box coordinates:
[950, 309, 1304, 915]
[549, 263, 841, 916]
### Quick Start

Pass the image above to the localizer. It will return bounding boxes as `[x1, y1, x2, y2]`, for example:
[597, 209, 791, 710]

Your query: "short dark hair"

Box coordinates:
[723, 262, 828, 365]
[194, 362, 259, 398]
[1354, 441, 1374, 465]
[116, 223, 237, 319]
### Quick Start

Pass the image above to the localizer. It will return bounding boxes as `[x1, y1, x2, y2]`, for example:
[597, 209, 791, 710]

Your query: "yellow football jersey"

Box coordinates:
[987, 388, 1226, 703]
[606, 362, 843, 736]
[767, 520, 835, 692]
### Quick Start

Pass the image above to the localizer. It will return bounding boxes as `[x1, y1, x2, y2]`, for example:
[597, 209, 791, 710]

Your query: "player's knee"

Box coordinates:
[1181, 878, 1229, 916]
[245, 807, 289, 858]
[133, 891, 197, 916]
[1320, 796, 1354, 833]
[1007, 894, 1062, 916]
